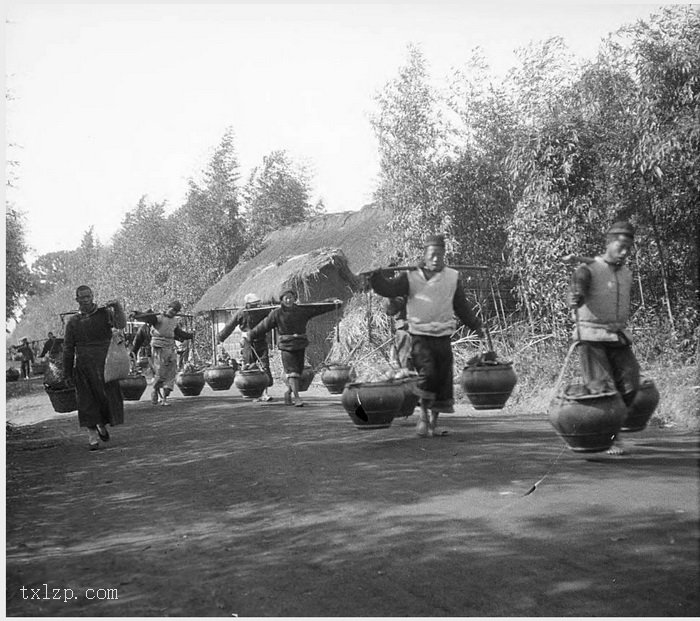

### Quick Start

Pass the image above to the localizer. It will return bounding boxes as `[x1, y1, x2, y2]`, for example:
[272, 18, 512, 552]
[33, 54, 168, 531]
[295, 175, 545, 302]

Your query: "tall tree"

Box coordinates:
[241, 150, 314, 259]
[601, 6, 700, 334]
[100, 197, 179, 311]
[177, 128, 245, 302]
[444, 50, 521, 270]
[371, 44, 451, 262]
[5, 204, 31, 321]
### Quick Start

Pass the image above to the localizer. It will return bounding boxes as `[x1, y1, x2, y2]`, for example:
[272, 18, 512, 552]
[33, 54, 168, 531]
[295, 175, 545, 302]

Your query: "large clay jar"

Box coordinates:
[461, 362, 518, 410]
[234, 368, 269, 398]
[6, 367, 20, 382]
[321, 364, 354, 395]
[120, 373, 148, 401]
[176, 371, 206, 397]
[397, 376, 420, 417]
[341, 381, 404, 430]
[298, 366, 315, 392]
[45, 385, 78, 413]
[204, 365, 236, 391]
[620, 379, 660, 432]
[548, 385, 627, 452]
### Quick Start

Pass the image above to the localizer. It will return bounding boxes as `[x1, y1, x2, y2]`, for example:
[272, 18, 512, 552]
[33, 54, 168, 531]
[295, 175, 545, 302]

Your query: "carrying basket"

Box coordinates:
[45, 385, 78, 413]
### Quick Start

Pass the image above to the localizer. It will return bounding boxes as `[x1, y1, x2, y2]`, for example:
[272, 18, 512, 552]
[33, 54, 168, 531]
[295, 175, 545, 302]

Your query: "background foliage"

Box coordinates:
[371, 6, 698, 354]
[8, 7, 698, 384]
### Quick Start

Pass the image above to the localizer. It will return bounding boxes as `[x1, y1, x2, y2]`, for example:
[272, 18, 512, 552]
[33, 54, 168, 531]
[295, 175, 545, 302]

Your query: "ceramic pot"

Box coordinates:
[461, 362, 517, 410]
[620, 379, 660, 432]
[175, 371, 206, 397]
[204, 365, 236, 391]
[549, 385, 627, 452]
[321, 364, 354, 394]
[119, 373, 148, 401]
[6, 367, 20, 382]
[45, 385, 78, 413]
[298, 366, 315, 392]
[341, 381, 404, 430]
[397, 376, 420, 417]
[234, 368, 269, 398]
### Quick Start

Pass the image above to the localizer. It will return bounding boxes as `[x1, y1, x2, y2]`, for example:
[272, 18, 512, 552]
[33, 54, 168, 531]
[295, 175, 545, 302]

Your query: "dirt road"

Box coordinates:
[5, 384, 699, 616]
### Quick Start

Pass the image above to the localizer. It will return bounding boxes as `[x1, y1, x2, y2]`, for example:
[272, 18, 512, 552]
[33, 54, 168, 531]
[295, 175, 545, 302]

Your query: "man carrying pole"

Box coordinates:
[567, 221, 641, 455]
[367, 234, 485, 437]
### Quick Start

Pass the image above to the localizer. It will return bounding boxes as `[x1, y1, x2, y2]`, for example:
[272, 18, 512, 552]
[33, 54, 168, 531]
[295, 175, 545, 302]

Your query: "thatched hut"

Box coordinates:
[193, 205, 393, 366]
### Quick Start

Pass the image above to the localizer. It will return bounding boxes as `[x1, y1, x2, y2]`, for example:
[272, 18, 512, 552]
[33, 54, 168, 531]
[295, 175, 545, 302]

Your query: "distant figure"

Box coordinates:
[218, 292, 274, 401]
[383, 296, 413, 370]
[16, 338, 34, 380]
[129, 319, 154, 373]
[40, 331, 64, 361]
[132, 301, 193, 407]
[62, 285, 126, 451]
[246, 290, 342, 407]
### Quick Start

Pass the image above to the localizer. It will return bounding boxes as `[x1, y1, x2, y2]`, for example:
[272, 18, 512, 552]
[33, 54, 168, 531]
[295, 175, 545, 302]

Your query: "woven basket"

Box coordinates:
[45, 386, 78, 413]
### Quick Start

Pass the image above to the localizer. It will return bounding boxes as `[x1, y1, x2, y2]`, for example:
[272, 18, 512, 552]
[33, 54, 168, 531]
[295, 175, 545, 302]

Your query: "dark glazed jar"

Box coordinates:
[549, 386, 627, 452]
[204, 365, 236, 391]
[460, 362, 517, 410]
[320, 364, 354, 394]
[119, 373, 148, 401]
[234, 368, 269, 398]
[620, 379, 660, 432]
[341, 381, 404, 430]
[298, 366, 315, 392]
[176, 371, 206, 397]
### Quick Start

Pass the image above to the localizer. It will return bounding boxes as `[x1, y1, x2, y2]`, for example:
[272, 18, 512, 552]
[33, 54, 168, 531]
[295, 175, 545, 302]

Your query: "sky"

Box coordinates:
[4, 1, 668, 262]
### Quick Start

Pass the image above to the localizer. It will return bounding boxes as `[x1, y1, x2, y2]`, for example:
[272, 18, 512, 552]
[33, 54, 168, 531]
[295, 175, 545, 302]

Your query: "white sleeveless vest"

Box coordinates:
[406, 267, 458, 337]
[150, 315, 179, 348]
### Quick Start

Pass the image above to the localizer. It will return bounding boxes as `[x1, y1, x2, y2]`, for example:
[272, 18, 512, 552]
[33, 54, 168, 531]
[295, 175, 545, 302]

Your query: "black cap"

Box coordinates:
[607, 221, 634, 239]
[424, 234, 446, 248]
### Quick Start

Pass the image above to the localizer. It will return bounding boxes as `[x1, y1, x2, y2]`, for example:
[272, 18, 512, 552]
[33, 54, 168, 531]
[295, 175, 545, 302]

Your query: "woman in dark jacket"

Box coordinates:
[246, 289, 342, 407]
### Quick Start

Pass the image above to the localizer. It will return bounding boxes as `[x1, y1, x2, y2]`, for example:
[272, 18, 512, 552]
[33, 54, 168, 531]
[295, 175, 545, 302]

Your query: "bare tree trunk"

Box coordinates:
[519, 277, 536, 336]
[642, 179, 675, 334]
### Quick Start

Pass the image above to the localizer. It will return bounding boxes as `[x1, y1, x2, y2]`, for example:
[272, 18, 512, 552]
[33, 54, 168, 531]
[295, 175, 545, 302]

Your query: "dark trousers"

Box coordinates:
[578, 341, 640, 402]
[280, 349, 305, 378]
[410, 334, 454, 412]
[243, 340, 272, 386]
[20, 360, 31, 379]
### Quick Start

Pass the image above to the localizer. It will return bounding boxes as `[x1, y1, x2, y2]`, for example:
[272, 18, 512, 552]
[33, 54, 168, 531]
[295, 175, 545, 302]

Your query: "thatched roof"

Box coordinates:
[193, 204, 392, 313]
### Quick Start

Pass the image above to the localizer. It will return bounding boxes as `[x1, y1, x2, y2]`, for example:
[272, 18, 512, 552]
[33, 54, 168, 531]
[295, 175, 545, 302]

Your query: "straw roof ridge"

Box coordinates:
[194, 205, 392, 312]
[195, 247, 357, 311]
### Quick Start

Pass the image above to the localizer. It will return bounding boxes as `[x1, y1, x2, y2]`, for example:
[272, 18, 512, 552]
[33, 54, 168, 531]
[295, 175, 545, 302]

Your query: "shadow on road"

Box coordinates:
[6, 392, 699, 616]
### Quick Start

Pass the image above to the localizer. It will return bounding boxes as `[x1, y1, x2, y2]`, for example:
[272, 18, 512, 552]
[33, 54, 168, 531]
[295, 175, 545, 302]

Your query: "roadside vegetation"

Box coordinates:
[7, 7, 697, 429]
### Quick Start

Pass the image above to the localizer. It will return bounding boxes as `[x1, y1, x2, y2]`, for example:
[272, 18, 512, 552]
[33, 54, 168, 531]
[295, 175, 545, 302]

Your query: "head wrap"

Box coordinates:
[244, 293, 261, 305]
[607, 221, 634, 239]
[168, 300, 182, 313]
[424, 234, 446, 249]
[279, 288, 296, 301]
